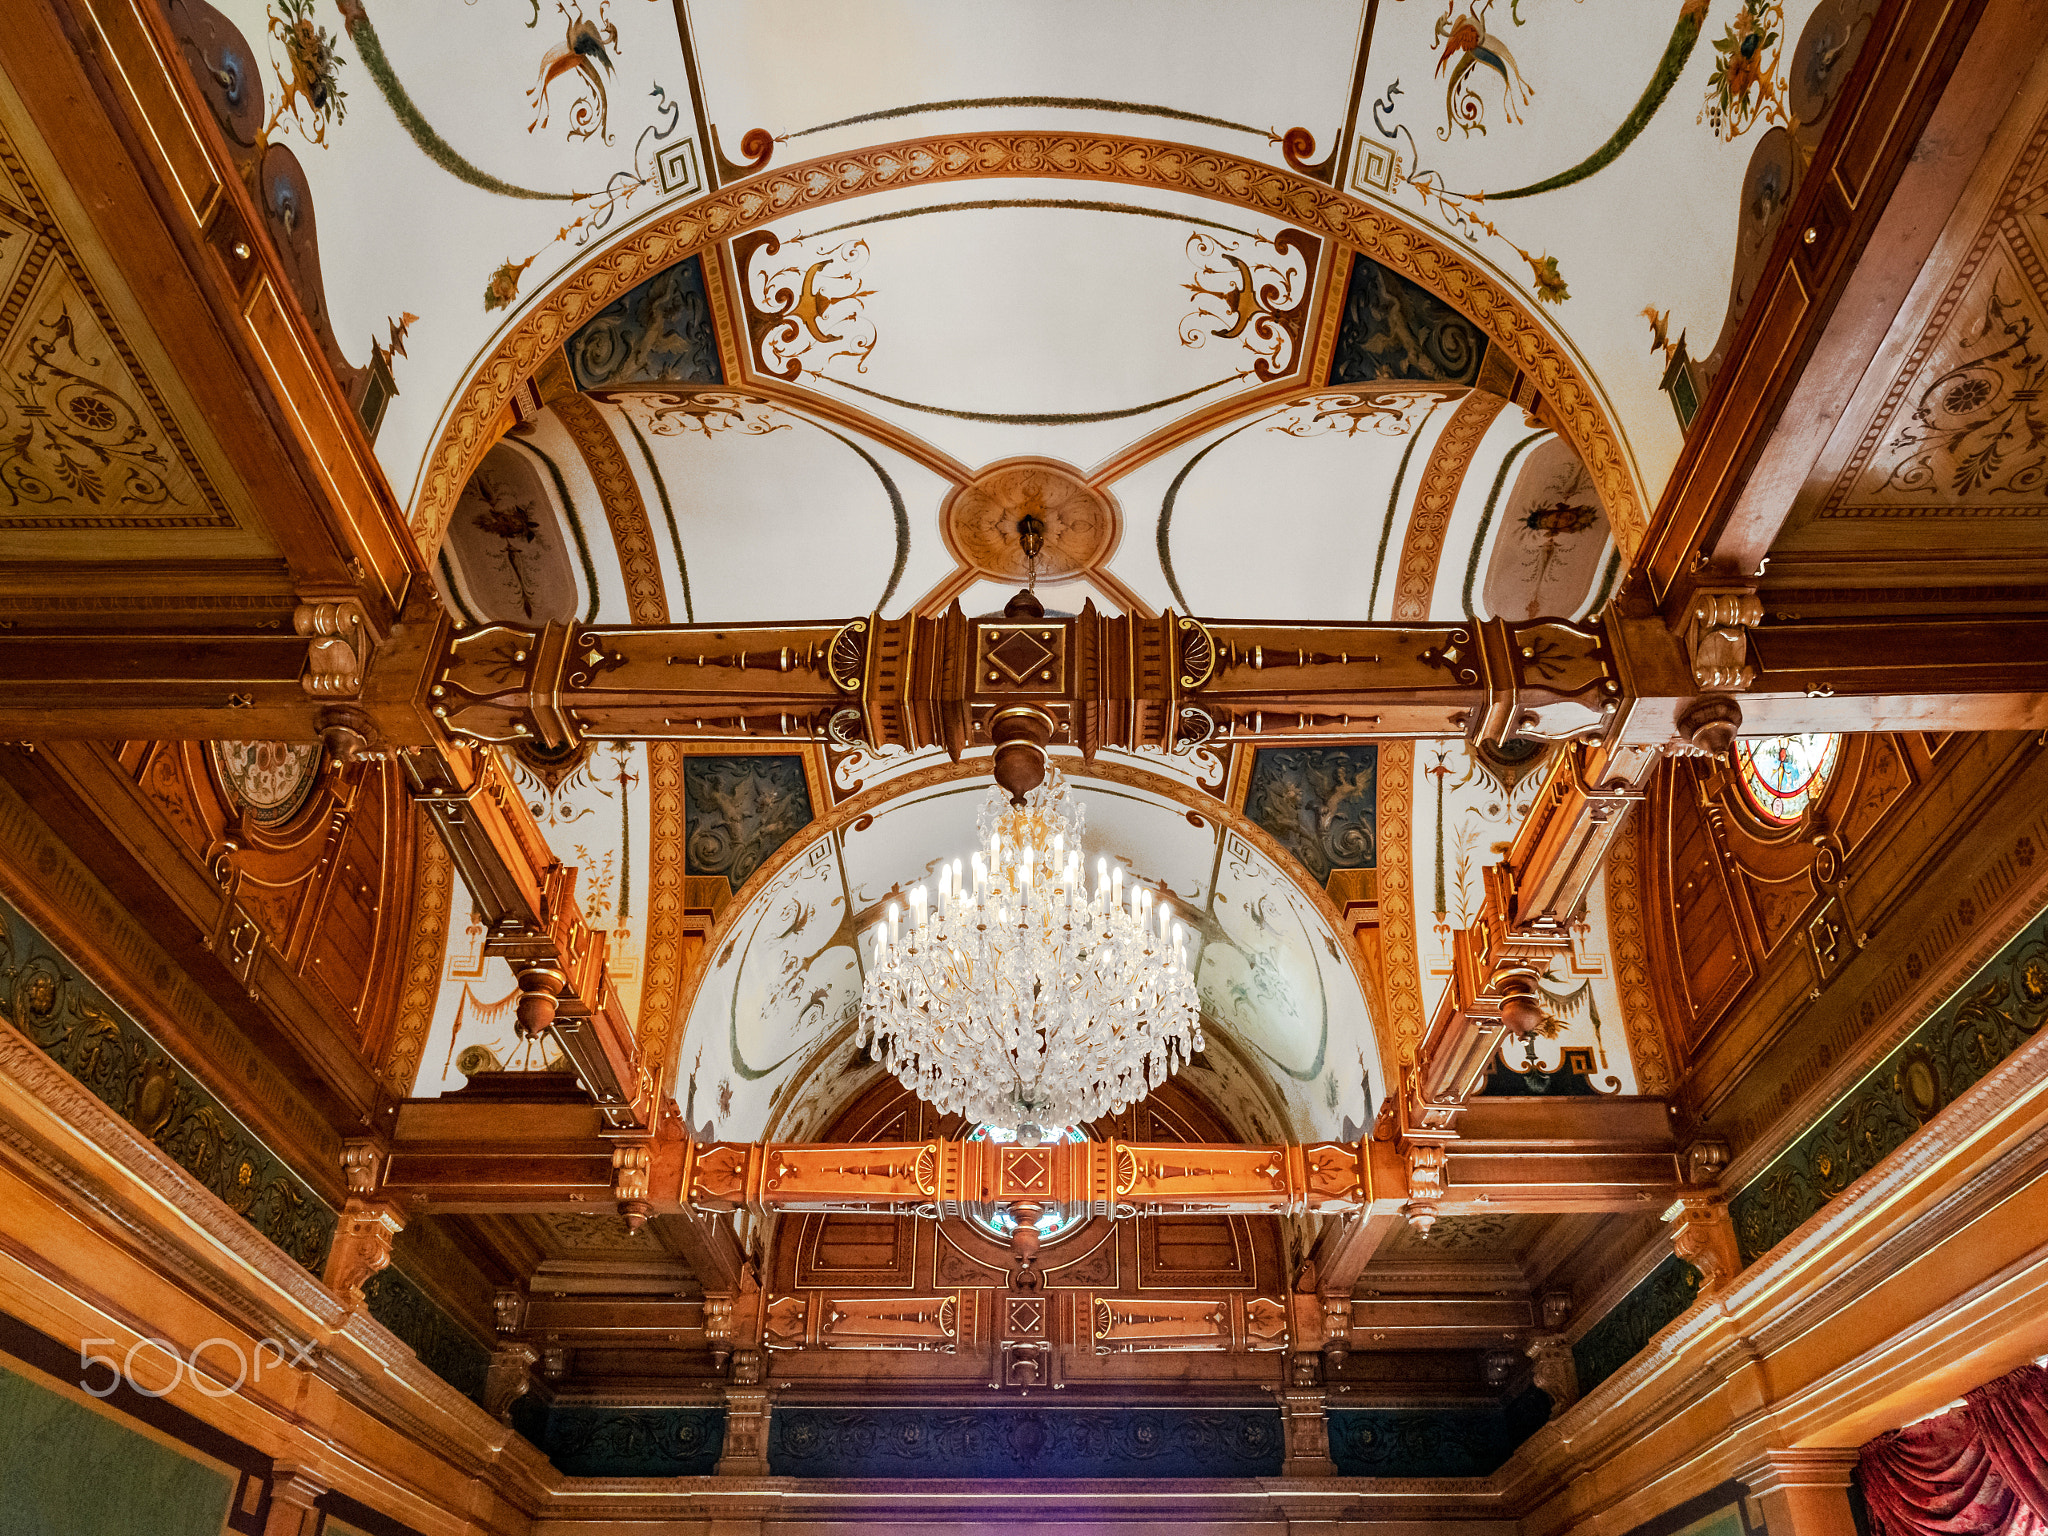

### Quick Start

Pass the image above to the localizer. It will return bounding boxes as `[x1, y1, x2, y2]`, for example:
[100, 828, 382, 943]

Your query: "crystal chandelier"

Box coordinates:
[856, 769, 1202, 1144]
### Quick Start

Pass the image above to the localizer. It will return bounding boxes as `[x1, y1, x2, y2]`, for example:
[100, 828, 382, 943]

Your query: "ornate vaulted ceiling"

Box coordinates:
[177, 0, 1895, 615]
[135, 0, 1890, 1148]
[8, 0, 2048, 1521]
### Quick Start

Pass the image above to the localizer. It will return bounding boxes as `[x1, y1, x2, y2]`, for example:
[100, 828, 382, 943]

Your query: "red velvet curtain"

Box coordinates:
[1861, 1364, 2048, 1536]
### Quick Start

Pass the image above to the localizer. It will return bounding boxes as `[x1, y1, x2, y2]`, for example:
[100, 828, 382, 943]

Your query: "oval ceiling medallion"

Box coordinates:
[210, 740, 321, 824]
[1732, 733, 1843, 825]
[939, 457, 1121, 585]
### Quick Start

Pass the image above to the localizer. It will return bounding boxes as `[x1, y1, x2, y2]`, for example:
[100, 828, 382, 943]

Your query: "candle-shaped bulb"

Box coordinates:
[889, 903, 900, 945]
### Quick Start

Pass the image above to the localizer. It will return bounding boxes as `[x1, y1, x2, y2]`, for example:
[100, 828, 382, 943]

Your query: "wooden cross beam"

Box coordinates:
[6, 590, 2044, 757]
[12, 589, 2039, 1137]
[361, 1093, 1688, 1227]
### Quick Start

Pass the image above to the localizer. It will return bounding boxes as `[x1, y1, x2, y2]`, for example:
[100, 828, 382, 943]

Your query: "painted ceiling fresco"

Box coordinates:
[668, 757, 1381, 1146]
[181, 0, 1878, 560]
[321, 0, 1755, 1129]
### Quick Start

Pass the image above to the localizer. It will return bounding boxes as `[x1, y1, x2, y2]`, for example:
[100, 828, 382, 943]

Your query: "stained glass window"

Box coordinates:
[1733, 733, 1843, 824]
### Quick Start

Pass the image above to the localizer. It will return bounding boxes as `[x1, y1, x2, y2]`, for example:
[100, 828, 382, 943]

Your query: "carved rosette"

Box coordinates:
[939, 459, 1120, 586]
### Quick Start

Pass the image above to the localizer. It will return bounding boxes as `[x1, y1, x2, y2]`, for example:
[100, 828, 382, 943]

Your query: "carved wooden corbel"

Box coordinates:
[481, 1341, 541, 1423]
[1527, 1334, 1580, 1410]
[1402, 1142, 1447, 1236]
[1668, 1195, 1743, 1294]
[1686, 591, 1764, 693]
[612, 1142, 653, 1232]
[321, 1198, 404, 1309]
[295, 599, 372, 696]
[341, 1138, 385, 1197]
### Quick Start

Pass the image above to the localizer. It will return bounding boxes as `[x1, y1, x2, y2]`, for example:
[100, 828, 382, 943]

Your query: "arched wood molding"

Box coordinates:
[1390, 391, 1508, 622]
[663, 752, 1395, 1110]
[409, 131, 1645, 561]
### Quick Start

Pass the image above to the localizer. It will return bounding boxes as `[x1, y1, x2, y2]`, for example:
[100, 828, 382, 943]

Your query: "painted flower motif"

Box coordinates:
[484, 255, 536, 313]
[1523, 502, 1598, 535]
[267, 0, 347, 140]
[1525, 251, 1569, 305]
[1703, 0, 1785, 140]
[2021, 958, 2048, 1005]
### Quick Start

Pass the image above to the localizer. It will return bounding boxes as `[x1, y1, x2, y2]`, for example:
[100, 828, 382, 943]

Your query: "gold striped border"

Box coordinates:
[636, 740, 687, 1076]
[1390, 390, 1506, 622]
[1605, 808, 1673, 1097]
[552, 392, 669, 625]
[1374, 740, 1425, 1067]
[381, 823, 451, 1095]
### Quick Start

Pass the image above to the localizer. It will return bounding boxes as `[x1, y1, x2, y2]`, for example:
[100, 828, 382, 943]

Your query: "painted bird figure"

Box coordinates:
[528, 13, 618, 142]
[1436, 10, 1534, 133]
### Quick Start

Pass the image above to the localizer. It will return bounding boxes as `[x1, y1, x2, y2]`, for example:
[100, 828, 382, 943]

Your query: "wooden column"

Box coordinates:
[1742, 1449, 1863, 1536]
[1277, 1353, 1341, 1477]
[715, 1352, 772, 1477]
[259, 1466, 327, 1536]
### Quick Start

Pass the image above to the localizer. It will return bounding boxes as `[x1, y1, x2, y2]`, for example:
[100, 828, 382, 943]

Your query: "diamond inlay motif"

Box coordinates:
[984, 627, 1058, 686]
[1004, 1147, 1051, 1192]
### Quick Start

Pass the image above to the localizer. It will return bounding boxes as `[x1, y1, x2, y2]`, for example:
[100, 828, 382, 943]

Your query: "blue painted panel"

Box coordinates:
[769, 1406, 1285, 1478]
[527, 1405, 726, 1477]
[1328, 1387, 1552, 1478]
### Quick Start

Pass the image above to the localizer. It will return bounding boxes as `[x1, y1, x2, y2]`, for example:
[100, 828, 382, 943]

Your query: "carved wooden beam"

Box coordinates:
[11, 597, 2047, 757]
[398, 743, 652, 1128]
[368, 1102, 1684, 1222]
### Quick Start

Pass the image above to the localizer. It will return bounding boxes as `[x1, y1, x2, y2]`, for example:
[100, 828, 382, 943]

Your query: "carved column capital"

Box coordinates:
[1275, 1372, 1341, 1477]
[1739, 1448, 1862, 1536]
[260, 1463, 328, 1536]
[492, 1285, 528, 1336]
[320, 1198, 404, 1310]
[716, 1381, 774, 1477]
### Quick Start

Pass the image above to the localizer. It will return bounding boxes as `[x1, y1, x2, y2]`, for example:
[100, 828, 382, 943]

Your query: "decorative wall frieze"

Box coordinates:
[1494, 1006, 2048, 1518]
[1729, 896, 2048, 1268]
[0, 888, 337, 1270]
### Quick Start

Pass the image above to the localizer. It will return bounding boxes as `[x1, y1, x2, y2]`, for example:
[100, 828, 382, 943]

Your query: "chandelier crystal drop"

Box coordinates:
[855, 769, 1203, 1146]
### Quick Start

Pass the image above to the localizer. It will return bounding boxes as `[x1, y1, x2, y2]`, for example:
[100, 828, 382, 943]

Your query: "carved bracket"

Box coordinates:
[321, 1198, 404, 1309]
[296, 599, 371, 697]
[1667, 1195, 1743, 1295]
[1686, 590, 1763, 693]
